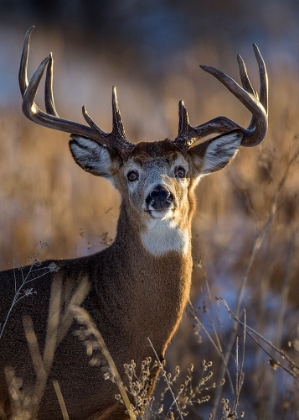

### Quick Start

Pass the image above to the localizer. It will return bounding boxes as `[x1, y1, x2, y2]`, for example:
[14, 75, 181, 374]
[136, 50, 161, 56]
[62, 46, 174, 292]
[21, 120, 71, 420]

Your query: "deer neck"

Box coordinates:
[108, 202, 193, 352]
[91, 201, 194, 361]
[112, 200, 194, 309]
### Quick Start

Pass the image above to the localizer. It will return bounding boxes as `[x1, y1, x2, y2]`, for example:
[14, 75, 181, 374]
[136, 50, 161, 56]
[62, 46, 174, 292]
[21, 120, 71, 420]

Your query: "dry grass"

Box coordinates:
[1, 32, 299, 418]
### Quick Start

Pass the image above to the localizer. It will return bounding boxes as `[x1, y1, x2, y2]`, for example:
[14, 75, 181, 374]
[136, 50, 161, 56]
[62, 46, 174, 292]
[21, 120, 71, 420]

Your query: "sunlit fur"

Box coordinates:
[0, 132, 241, 419]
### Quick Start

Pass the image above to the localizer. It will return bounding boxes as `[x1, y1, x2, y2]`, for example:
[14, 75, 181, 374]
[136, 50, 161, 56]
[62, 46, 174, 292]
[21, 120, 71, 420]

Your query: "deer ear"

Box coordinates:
[189, 131, 242, 176]
[69, 135, 117, 180]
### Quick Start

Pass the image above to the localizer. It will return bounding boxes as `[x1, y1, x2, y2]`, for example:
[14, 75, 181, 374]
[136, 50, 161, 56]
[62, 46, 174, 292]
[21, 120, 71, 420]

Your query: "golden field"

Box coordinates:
[1, 26, 299, 418]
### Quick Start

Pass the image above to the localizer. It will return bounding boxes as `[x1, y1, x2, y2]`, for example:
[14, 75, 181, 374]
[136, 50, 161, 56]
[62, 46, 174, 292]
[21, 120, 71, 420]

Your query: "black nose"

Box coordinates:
[150, 186, 171, 201]
[146, 186, 173, 210]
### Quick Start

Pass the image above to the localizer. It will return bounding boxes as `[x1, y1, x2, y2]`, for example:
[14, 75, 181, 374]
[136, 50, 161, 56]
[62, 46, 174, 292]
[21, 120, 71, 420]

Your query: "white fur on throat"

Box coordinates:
[141, 218, 189, 256]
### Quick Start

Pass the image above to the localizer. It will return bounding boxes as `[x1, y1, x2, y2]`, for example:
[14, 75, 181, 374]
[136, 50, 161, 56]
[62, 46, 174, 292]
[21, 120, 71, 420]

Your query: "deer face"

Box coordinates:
[69, 138, 190, 224]
[69, 132, 241, 255]
[69, 131, 242, 234]
[121, 141, 190, 223]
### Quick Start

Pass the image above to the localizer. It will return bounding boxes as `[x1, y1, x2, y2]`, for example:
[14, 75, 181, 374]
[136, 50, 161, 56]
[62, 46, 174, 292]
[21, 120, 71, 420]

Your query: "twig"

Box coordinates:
[11, 274, 91, 419]
[187, 302, 234, 393]
[269, 233, 295, 413]
[22, 274, 63, 418]
[71, 305, 136, 420]
[232, 310, 246, 416]
[147, 337, 184, 420]
[0, 263, 56, 340]
[275, 233, 295, 348]
[53, 380, 70, 420]
[221, 298, 299, 381]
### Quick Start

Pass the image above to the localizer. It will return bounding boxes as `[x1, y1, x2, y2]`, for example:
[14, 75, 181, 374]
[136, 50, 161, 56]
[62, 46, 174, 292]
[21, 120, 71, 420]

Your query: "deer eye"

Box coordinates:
[127, 171, 139, 182]
[175, 166, 186, 178]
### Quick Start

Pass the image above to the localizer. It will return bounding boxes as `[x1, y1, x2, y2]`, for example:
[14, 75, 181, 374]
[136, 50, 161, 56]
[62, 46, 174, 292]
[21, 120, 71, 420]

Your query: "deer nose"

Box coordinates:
[150, 186, 171, 201]
[146, 186, 173, 210]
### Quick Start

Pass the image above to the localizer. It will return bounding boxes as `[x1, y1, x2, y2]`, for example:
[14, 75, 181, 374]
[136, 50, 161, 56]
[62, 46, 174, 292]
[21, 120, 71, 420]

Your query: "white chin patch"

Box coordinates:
[149, 209, 173, 220]
[141, 218, 189, 256]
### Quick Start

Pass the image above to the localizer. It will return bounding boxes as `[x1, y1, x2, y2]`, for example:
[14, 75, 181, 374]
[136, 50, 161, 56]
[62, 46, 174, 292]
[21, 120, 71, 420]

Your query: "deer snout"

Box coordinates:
[146, 185, 174, 211]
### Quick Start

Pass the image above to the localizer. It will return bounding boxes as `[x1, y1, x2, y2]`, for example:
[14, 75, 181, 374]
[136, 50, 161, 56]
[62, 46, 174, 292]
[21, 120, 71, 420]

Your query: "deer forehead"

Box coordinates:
[123, 153, 189, 178]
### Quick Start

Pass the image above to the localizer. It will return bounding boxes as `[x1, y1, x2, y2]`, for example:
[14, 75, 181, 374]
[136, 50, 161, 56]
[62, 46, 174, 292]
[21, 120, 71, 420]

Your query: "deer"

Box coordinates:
[0, 27, 268, 420]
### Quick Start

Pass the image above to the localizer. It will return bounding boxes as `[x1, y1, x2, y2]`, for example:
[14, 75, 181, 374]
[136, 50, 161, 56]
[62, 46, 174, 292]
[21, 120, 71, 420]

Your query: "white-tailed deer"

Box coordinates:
[0, 27, 268, 419]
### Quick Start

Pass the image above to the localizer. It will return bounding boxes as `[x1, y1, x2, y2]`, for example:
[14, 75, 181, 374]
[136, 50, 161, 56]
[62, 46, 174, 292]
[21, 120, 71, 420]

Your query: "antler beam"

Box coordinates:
[19, 26, 135, 158]
[20, 27, 268, 157]
[174, 44, 268, 149]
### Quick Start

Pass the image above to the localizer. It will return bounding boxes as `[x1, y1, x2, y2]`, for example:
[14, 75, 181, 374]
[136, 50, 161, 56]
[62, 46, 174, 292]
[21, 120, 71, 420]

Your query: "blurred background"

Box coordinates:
[1, 1, 299, 419]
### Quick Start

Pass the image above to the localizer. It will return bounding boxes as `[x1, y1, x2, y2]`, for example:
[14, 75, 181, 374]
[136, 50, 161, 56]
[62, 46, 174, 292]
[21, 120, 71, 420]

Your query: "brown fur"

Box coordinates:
[0, 132, 242, 419]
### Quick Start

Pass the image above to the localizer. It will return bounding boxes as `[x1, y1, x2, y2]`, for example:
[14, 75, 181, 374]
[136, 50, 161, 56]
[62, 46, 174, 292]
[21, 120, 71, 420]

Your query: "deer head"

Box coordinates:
[19, 27, 267, 256]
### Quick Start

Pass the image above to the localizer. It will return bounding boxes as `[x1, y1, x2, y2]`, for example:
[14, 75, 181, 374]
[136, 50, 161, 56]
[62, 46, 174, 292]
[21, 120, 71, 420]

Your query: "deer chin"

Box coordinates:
[147, 208, 174, 220]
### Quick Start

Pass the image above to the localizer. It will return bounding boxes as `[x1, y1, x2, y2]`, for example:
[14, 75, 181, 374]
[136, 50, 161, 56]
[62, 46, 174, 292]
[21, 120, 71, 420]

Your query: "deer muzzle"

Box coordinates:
[146, 185, 174, 212]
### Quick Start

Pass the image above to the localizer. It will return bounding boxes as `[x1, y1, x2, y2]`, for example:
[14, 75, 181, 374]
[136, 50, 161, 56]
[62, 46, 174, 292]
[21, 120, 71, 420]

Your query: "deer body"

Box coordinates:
[0, 229, 191, 419]
[0, 141, 196, 419]
[0, 28, 268, 419]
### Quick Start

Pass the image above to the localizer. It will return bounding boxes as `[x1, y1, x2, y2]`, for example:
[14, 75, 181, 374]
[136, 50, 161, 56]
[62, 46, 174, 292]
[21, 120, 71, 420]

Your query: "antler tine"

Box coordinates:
[174, 45, 268, 149]
[112, 87, 126, 139]
[177, 101, 196, 146]
[200, 65, 263, 119]
[19, 25, 34, 96]
[237, 54, 256, 132]
[82, 88, 134, 155]
[176, 100, 238, 148]
[237, 54, 255, 96]
[253, 43, 268, 112]
[19, 27, 135, 158]
[22, 55, 96, 138]
[22, 55, 50, 117]
[111, 87, 135, 154]
[82, 104, 134, 156]
[45, 53, 59, 116]
[178, 100, 189, 136]
[82, 105, 108, 137]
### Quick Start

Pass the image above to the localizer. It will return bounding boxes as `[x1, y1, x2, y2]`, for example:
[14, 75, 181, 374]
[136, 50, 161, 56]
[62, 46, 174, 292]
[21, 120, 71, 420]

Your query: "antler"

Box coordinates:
[20, 28, 267, 156]
[174, 44, 268, 149]
[19, 26, 135, 159]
